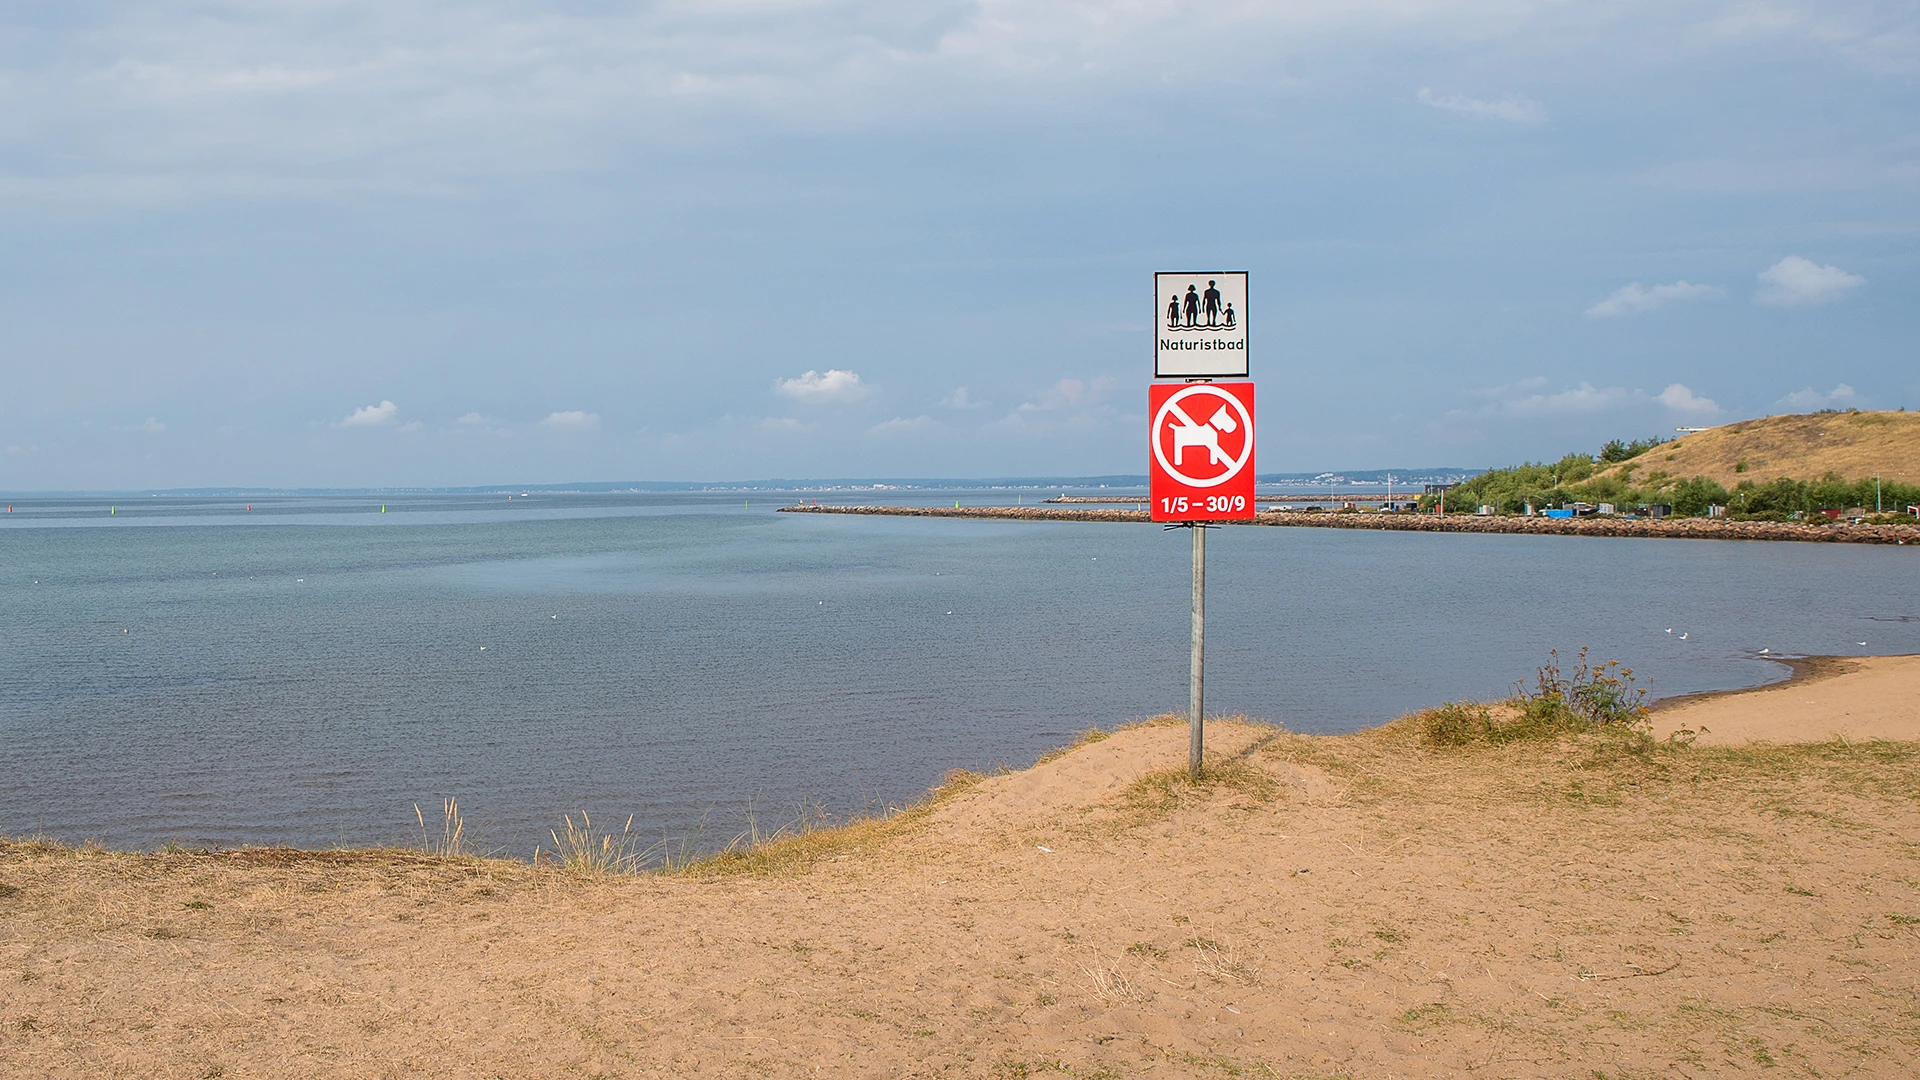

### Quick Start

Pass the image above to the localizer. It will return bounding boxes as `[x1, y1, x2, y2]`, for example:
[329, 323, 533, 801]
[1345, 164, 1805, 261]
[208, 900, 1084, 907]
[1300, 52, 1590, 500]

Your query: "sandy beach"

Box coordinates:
[4, 660, 1919, 1078]
[1653, 654, 1920, 745]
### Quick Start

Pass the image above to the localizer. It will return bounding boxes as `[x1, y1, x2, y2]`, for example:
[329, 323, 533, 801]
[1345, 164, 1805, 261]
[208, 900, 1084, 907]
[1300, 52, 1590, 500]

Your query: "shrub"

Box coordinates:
[1522, 647, 1649, 728]
[1420, 703, 1494, 746]
[1419, 649, 1651, 748]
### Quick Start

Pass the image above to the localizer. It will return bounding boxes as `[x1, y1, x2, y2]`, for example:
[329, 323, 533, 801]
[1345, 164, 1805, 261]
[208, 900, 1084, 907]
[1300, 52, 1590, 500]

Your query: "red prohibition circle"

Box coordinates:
[1151, 386, 1254, 489]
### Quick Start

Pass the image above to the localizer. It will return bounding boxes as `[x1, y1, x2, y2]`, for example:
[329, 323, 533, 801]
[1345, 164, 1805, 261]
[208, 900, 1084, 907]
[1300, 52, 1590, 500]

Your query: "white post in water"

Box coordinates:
[1189, 523, 1206, 777]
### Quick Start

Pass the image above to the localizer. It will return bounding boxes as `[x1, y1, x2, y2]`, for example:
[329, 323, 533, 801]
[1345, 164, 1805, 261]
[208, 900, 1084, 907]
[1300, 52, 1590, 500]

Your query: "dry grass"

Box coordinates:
[1081, 954, 1151, 1006]
[539, 811, 648, 874]
[1187, 935, 1260, 986]
[414, 797, 467, 857]
[678, 768, 986, 878]
[1121, 755, 1281, 816]
[1593, 409, 1920, 486]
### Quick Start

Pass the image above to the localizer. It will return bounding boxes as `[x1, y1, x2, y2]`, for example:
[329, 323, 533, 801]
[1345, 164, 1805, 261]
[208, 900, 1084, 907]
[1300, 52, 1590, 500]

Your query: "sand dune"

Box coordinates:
[4, 664, 1919, 1078]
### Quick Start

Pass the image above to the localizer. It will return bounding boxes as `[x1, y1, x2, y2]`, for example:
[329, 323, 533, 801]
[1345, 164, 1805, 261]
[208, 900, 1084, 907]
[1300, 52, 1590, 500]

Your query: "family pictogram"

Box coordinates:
[1165, 280, 1236, 331]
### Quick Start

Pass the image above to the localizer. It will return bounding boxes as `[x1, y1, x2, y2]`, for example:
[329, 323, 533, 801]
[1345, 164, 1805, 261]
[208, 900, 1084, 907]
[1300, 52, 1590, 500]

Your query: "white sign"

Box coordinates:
[1154, 272, 1248, 378]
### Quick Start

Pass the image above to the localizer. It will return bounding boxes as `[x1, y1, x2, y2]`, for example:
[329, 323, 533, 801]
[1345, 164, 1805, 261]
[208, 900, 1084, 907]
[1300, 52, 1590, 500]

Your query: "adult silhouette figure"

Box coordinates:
[1167, 294, 1182, 329]
[1183, 285, 1200, 327]
[1202, 280, 1224, 326]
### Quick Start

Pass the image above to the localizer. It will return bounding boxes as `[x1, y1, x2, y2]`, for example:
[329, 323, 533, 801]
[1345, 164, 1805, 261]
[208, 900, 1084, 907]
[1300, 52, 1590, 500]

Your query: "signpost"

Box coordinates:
[1150, 273, 1254, 777]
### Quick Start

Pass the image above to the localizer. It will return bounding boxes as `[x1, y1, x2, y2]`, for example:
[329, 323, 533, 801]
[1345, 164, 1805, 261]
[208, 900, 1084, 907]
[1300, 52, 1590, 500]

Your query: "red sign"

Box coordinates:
[1149, 381, 1255, 522]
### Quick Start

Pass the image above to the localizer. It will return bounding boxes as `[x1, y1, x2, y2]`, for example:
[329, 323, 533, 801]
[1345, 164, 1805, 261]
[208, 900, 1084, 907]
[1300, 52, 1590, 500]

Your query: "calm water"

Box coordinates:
[4, 491, 1916, 856]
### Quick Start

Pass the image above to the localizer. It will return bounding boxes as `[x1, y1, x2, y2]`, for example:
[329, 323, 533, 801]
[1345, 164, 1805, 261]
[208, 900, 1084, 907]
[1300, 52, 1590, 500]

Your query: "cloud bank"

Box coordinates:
[1585, 280, 1724, 317]
[1778, 383, 1860, 409]
[1417, 88, 1547, 124]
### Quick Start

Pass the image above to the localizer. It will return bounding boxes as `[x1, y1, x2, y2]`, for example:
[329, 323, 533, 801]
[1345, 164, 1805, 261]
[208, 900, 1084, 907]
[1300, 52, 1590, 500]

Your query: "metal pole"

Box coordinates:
[1189, 523, 1206, 777]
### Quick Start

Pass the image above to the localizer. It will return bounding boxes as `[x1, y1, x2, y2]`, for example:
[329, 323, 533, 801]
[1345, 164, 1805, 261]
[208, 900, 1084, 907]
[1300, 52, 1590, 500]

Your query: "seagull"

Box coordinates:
[1759, 648, 1770, 654]
[1858, 641, 1868, 647]
[946, 611, 953, 615]
[551, 615, 557, 619]
[1665, 628, 1673, 634]
[1679, 632, 1689, 640]
[479, 646, 487, 651]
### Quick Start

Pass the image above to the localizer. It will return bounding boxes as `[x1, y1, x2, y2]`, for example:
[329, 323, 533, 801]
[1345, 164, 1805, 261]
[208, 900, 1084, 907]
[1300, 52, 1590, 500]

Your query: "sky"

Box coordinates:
[2, 1, 1915, 489]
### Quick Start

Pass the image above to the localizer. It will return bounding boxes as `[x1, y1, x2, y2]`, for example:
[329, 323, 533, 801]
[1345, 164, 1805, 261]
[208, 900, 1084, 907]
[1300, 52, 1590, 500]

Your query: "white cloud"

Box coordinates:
[398, 420, 424, 433]
[758, 416, 813, 434]
[1014, 376, 1116, 413]
[140, 416, 165, 434]
[1585, 280, 1725, 317]
[1489, 381, 1631, 417]
[337, 400, 398, 427]
[1755, 256, 1865, 307]
[775, 369, 870, 404]
[1778, 383, 1861, 410]
[1656, 383, 1720, 414]
[870, 414, 936, 435]
[1475, 379, 1720, 418]
[4, 444, 39, 455]
[456, 412, 491, 425]
[940, 387, 984, 409]
[998, 375, 1122, 431]
[1417, 87, 1547, 124]
[540, 410, 600, 431]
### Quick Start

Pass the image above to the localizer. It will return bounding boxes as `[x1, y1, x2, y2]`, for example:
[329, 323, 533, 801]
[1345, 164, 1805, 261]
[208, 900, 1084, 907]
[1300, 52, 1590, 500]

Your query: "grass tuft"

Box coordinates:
[1122, 756, 1279, 815]
[414, 798, 467, 858]
[1082, 954, 1150, 1005]
[539, 811, 647, 875]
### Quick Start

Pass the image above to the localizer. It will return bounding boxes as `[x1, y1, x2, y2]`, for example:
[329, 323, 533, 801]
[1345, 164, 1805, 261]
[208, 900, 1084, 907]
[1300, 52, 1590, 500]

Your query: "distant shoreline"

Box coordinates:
[778, 503, 1920, 545]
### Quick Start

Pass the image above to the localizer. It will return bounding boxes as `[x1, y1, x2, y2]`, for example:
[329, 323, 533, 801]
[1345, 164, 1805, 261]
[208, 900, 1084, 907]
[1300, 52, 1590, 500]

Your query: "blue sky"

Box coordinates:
[3, 1, 1915, 489]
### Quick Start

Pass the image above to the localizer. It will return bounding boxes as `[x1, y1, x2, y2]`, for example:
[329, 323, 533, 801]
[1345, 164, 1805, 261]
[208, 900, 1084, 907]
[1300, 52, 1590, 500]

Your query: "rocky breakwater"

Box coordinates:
[1254, 512, 1920, 544]
[777, 504, 1920, 544]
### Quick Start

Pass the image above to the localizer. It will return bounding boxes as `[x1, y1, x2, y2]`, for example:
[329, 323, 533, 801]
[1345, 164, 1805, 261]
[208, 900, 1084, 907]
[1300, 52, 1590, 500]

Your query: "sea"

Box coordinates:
[4, 490, 1916, 857]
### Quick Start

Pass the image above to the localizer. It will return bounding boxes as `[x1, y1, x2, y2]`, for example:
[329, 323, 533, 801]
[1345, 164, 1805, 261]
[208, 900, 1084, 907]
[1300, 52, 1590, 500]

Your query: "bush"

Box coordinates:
[1419, 649, 1651, 748]
[1523, 647, 1650, 727]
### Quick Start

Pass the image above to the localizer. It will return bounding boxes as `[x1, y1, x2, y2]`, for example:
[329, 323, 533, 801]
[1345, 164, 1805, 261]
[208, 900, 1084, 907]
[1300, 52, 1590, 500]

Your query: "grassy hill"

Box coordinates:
[1429, 409, 1920, 519]
[1598, 409, 1920, 487]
